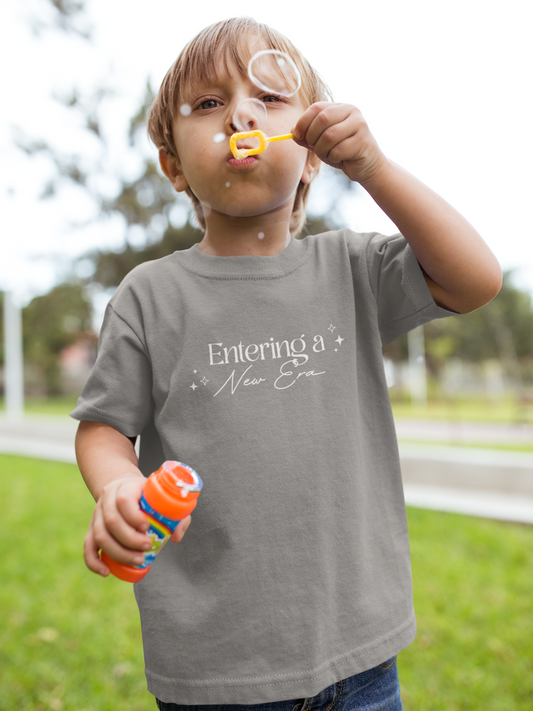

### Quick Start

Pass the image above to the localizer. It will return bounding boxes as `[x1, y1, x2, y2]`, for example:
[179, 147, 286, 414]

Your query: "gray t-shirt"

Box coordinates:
[71, 229, 454, 705]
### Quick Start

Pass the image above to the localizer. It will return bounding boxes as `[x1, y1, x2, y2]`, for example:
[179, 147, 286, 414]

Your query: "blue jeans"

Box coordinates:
[156, 656, 402, 711]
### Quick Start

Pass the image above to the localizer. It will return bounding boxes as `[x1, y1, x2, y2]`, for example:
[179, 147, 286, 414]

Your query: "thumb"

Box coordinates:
[170, 515, 192, 543]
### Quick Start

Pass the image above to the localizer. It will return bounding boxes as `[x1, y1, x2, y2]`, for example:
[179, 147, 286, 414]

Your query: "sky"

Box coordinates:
[1, 0, 532, 311]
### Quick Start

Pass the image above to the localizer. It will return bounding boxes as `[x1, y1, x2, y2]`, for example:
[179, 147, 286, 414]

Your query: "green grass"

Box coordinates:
[391, 397, 533, 425]
[4, 394, 533, 426]
[401, 507, 533, 710]
[2, 454, 533, 710]
[398, 440, 533, 453]
[0, 455, 152, 711]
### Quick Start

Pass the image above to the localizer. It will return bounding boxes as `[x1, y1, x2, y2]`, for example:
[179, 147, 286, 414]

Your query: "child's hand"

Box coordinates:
[84, 476, 191, 576]
[292, 102, 388, 186]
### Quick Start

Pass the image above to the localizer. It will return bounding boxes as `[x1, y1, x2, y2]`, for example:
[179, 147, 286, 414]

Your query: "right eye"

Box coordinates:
[198, 98, 221, 110]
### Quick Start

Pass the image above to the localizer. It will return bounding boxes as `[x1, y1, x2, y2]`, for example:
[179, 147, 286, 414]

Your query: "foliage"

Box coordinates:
[383, 271, 533, 378]
[22, 283, 93, 395]
[27, 0, 91, 39]
[2, 453, 533, 710]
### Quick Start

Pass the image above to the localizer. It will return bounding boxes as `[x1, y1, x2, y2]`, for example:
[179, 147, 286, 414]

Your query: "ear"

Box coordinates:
[300, 150, 320, 185]
[159, 147, 189, 193]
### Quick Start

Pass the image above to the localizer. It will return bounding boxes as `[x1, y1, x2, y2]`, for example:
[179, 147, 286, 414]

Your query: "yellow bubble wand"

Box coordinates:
[230, 130, 293, 160]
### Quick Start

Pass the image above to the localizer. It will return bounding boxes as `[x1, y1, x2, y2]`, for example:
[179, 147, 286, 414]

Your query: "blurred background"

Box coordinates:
[1, 0, 532, 415]
[1, 1, 532, 710]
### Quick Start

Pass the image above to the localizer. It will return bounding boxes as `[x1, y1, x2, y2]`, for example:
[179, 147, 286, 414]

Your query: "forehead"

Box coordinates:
[180, 33, 272, 97]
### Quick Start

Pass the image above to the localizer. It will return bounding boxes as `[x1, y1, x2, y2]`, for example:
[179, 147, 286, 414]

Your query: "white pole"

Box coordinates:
[408, 325, 427, 405]
[3, 291, 24, 420]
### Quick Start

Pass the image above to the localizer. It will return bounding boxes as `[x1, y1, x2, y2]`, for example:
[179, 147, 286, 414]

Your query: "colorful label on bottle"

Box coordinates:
[137, 494, 181, 569]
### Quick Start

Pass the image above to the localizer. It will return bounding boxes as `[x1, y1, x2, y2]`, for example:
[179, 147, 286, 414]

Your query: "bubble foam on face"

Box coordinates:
[248, 50, 301, 98]
[180, 104, 192, 117]
[225, 182, 231, 188]
[213, 132, 225, 143]
[258, 232, 265, 239]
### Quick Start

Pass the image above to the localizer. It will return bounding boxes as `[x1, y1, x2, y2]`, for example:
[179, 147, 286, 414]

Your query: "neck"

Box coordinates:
[197, 209, 293, 257]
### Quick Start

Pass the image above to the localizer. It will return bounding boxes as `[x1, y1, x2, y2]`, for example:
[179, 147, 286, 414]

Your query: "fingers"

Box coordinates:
[84, 517, 110, 576]
[84, 477, 194, 577]
[303, 105, 364, 162]
[88, 477, 151, 571]
[292, 101, 332, 145]
[292, 102, 384, 182]
[170, 515, 192, 543]
[91, 500, 151, 567]
[102, 477, 150, 545]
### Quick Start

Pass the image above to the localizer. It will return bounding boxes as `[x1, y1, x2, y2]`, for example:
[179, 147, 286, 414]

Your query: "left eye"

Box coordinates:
[262, 94, 282, 103]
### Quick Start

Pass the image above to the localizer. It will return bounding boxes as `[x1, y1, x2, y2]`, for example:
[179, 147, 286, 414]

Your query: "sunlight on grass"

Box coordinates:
[1, 454, 533, 709]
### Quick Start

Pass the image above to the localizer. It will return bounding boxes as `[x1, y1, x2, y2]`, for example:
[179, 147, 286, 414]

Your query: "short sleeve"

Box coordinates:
[363, 232, 456, 345]
[70, 302, 153, 437]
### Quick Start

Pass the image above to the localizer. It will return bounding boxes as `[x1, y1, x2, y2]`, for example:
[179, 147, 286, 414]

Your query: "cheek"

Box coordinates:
[275, 145, 309, 183]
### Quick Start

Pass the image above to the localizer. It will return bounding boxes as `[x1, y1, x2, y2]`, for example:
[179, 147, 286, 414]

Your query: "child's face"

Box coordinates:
[166, 50, 315, 222]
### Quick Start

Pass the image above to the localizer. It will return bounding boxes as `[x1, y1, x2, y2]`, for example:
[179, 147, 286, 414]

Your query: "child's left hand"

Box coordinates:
[292, 102, 388, 186]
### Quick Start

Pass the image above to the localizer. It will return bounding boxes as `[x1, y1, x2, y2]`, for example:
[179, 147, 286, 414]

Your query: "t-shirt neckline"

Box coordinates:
[176, 234, 308, 279]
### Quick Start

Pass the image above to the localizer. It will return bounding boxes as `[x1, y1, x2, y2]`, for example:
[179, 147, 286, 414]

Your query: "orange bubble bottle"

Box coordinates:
[101, 461, 203, 583]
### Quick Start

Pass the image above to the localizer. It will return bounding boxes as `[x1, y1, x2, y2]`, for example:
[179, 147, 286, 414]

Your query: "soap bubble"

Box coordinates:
[180, 104, 192, 117]
[258, 232, 265, 239]
[213, 132, 226, 143]
[248, 50, 301, 98]
[233, 98, 267, 133]
[225, 182, 231, 188]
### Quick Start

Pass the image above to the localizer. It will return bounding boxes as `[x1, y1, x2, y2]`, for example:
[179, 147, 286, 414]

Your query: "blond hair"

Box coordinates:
[147, 17, 332, 236]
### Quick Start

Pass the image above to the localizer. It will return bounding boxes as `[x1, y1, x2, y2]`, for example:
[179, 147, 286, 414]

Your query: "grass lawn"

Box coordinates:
[398, 440, 533, 453]
[401, 508, 533, 710]
[3, 394, 533, 425]
[391, 397, 533, 425]
[1, 454, 533, 710]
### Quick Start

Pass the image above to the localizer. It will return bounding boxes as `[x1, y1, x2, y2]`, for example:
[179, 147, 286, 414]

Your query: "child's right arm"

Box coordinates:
[76, 421, 191, 576]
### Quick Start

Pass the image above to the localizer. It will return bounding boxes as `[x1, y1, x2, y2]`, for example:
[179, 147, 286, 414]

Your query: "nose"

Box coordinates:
[225, 113, 240, 135]
[225, 98, 261, 135]
[226, 116, 256, 135]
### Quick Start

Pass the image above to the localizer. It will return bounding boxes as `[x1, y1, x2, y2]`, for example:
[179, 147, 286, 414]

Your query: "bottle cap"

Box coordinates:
[161, 461, 203, 499]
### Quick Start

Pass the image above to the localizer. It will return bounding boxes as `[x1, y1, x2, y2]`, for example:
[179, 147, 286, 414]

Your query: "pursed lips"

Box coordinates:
[226, 148, 260, 166]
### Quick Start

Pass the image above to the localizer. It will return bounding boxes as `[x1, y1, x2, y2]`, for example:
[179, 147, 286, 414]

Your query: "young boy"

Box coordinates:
[72, 17, 502, 711]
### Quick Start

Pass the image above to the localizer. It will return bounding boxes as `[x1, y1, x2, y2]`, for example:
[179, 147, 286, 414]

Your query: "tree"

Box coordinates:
[384, 271, 533, 386]
[23, 283, 93, 394]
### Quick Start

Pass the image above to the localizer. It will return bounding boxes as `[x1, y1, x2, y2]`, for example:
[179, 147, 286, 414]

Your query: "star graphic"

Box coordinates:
[201, 376, 209, 386]
[328, 324, 336, 333]
[335, 348, 338, 352]
[335, 335, 344, 346]
[193, 369, 198, 374]
[190, 382, 198, 391]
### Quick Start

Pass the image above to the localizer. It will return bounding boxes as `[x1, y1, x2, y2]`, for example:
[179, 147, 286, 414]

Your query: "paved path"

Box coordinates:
[1, 415, 532, 524]
[0, 414, 78, 463]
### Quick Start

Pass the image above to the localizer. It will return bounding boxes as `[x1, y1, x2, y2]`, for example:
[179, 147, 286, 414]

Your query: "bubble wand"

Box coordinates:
[230, 130, 293, 159]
